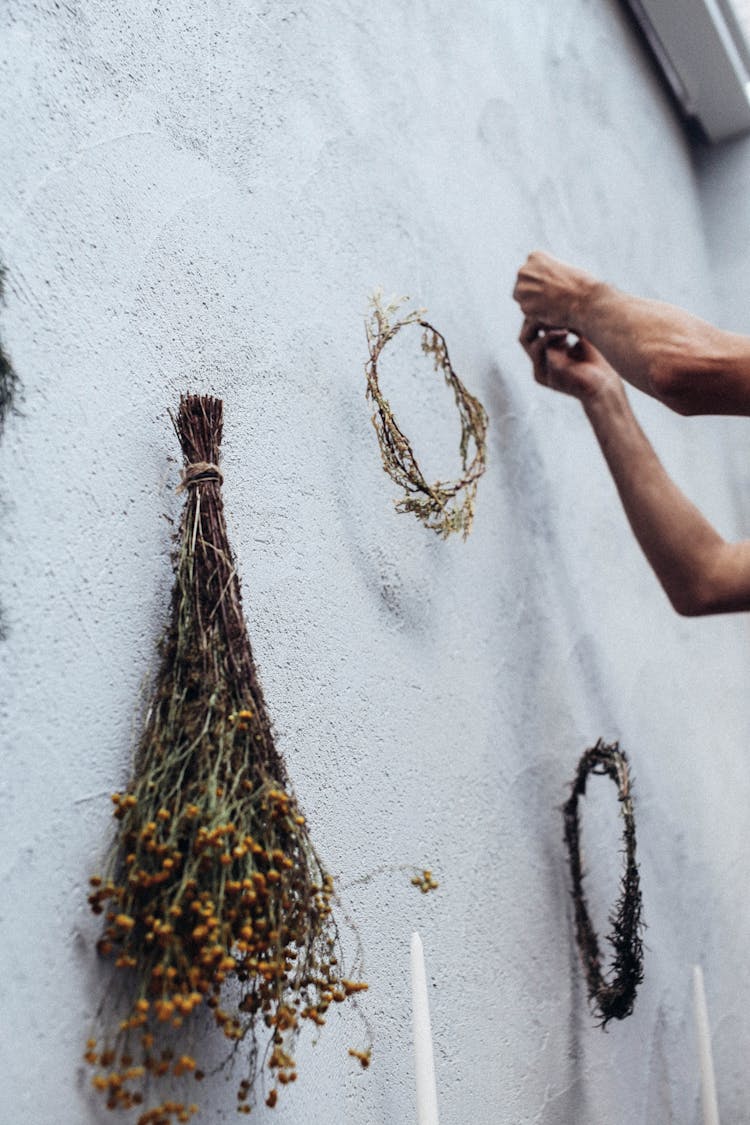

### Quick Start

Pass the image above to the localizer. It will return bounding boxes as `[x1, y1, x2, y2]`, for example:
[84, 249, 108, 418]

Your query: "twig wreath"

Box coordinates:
[86, 396, 367, 1124]
[365, 292, 488, 539]
[562, 739, 644, 1026]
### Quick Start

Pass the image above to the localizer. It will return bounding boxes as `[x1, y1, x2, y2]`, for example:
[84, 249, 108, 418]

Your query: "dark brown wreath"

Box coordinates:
[562, 739, 644, 1026]
[365, 293, 488, 539]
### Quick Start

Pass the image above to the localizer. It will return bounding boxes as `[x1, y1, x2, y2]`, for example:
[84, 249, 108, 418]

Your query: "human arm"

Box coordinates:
[514, 251, 750, 416]
[520, 321, 750, 615]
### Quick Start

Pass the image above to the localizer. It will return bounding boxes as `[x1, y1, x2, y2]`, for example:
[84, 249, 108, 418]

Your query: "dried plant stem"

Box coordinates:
[365, 292, 488, 539]
[562, 739, 644, 1026]
[86, 395, 367, 1124]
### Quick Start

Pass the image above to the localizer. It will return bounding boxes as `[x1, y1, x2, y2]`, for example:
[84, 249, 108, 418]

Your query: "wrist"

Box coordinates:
[568, 277, 611, 334]
[581, 372, 627, 417]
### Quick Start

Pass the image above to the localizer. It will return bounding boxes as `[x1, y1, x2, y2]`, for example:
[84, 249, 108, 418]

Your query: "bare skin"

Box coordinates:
[516, 310, 750, 616]
[514, 250, 750, 415]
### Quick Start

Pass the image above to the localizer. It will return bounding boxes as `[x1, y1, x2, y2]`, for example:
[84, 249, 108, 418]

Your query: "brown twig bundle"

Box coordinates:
[86, 395, 367, 1124]
[562, 739, 644, 1026]
[365, 293, 488, 539]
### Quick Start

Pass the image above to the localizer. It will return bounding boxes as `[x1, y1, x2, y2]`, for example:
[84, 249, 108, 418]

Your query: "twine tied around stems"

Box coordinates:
[176, 460, 224, 493]
[562, 739, 644, 1026]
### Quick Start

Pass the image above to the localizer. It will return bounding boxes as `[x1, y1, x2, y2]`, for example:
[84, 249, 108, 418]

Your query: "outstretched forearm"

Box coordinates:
[514, 251, 750, 416]
[576, 284, 750, 416]
[583, 381, 750, 615]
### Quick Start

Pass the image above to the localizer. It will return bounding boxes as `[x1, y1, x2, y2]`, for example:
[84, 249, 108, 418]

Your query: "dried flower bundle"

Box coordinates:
[365, 292, 488, 539]
[562, 739, 644, 1026]
[86, 395, 367, 1123]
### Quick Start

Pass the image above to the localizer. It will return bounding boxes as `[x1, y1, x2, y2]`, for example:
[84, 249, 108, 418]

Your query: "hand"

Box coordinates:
[513, 251, 598, 331]
[519, 318, 621, 403]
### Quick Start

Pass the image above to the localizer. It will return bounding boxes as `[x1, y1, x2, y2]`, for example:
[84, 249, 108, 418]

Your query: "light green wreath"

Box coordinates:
[365, 293, 488, 540]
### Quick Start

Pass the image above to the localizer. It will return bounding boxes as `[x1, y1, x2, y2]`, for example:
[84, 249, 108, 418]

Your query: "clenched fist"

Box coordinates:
[513, 251, 599, 331]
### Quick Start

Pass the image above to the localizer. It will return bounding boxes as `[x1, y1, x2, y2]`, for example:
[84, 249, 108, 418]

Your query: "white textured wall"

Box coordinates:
[2, 2, 750, 1123]
[696, 133, 750, 337]
[694, 133, 750, 554]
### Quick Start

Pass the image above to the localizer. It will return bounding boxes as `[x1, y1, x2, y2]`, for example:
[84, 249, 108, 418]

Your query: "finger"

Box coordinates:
[522, 332, 545, 365]
[518, 318, 533, 349]
[527, 337, 550, 386]
[543, 342, 574, 391]
[518, 320, 548, 383]
[533, 350, 549, 386]
[534, 334, 572, 387]
[543, 339, 570, 378]
[513, 270, 539, 305]
[543, 351, 562, 388]
[519, 317, 544, 350]
[514, 287, 537, 314]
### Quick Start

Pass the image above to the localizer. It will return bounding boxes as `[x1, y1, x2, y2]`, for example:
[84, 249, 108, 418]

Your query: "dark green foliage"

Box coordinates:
[563, 739, 644, 1026]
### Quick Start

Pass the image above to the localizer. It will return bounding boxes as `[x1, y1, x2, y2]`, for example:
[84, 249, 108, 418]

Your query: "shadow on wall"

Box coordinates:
[486, 362, 647, 1117]
[538, 1074, 591, 1125]
[325, 361, 452, 640]
[645, 1005, 676, 1124]
[0, 260, 21, 640]
[484, 363, 621, 736]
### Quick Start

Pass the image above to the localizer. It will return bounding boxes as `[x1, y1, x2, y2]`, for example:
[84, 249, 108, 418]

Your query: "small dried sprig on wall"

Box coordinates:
[411, 869, 439, 894]
[562, 739, 644, 1026]
[86, 395, 367, 1124]
[364, 292, 488, 539]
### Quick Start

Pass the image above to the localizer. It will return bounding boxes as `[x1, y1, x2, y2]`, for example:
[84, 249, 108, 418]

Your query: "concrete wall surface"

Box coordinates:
[2, 2, 750, 1123]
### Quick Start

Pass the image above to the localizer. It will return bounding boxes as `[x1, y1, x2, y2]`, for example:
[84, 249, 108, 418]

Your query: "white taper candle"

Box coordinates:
[411, 931, 440, 1125]
[692, 964, 720, 1125]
